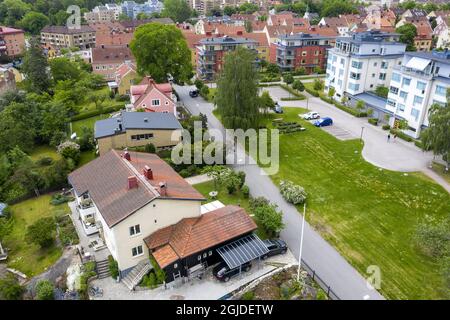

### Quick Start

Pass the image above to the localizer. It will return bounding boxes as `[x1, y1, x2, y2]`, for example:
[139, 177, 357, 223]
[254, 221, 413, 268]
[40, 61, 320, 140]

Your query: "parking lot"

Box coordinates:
[90, 250, 296, 300]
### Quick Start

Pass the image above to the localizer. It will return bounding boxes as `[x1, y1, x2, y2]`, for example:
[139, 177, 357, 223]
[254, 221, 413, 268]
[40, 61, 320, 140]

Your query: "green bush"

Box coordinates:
[50, 194, 74, 205]
[70, 104, 124, 121]
[144, 143, 156, 153]
[0, 275, 24, 300]
[414, 140, 430, 151]
[368, 118, 378, 126]
[36, 156, 54, 166]
[279, 180, 307, 205]
[149, 255, 166, 285]
[26, 217, 56, 248]
[241, 185, 250, 198]
[382, 124, 390, 131]
[115, 94, 130, 102]
[141, 272, 157, 288]
[390, 129, 413, 142]
[108, 256, 119, 280]
[35, 280, 54, 300]
[279, 84, 306, 100]
[241, 291, 255, 300]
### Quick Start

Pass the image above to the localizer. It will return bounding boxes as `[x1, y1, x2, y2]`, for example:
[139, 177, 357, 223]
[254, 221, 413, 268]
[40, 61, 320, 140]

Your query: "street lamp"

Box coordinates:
[297, 203, 306, 282]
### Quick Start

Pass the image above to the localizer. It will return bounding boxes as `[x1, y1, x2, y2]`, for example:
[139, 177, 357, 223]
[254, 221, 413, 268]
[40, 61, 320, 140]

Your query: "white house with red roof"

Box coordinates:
[130, 76, 176, 116]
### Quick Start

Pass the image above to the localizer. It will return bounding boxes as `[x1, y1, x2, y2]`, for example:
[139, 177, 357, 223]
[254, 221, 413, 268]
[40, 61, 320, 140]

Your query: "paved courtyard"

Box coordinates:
[89, 250, 297, 300]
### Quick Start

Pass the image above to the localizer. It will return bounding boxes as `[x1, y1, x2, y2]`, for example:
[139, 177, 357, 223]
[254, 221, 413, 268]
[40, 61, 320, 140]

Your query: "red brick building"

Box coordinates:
[0, 26, 25, 59]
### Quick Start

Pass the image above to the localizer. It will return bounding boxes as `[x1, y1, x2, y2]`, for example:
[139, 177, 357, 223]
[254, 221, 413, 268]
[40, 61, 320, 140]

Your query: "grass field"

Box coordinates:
[3, 194, 70, 276]
[431, 161, 450, 184]
[71, 114, 110, 136]
[194, 181, 268, 240]
[260, 107, 450, 299]
[29, 146, 61, 162]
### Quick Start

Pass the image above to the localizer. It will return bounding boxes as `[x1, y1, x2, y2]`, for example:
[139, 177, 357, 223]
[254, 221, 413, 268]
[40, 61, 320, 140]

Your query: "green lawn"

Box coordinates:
[193, 181, 268, 240]
[78, 150, 97, 168]
[431, 161, 450, 185]
[29, 146, 61, 162]
[71, 114, 110, 135]
[76, 87, 113, 113]
[258, 107, 450, 299]
[3, 194, 70, 277]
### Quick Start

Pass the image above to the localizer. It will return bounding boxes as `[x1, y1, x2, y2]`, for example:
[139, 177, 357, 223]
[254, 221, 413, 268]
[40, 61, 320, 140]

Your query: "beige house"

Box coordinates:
[94, 111, 182, 155]
[40, 25, 96, 50]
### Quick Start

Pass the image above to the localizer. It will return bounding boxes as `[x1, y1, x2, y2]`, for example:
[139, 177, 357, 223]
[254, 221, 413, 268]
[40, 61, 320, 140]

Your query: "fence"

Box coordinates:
[301, 259, 340, 300]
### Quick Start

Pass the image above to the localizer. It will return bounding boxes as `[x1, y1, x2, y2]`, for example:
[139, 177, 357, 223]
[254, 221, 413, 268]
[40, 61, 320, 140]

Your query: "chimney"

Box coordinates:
[143, 165, 153, 180]
[128, 176, 138, 189]
[159, 181, 167, 196]
[123, 151, 131, 161]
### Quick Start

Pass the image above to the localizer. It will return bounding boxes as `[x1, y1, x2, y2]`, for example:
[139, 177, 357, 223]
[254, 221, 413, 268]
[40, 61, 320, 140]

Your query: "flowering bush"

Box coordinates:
[279, 180, 307, 205]
[57, 141, 81, 164]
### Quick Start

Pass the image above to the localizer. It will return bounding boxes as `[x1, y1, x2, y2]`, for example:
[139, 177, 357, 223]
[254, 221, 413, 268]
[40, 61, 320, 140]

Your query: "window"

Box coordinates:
[203, 252, 207, 258]
[379, 73, 386, 80]
[131, 133, 153, 141]
[399, 91, 408, 101]
[397, 103, 405, 112]
[340, 58, 344, 66]
[332, 55, 337, 63]
[301, 51, 307, 56]
[374, 62, 378, 67]
[351, 60, 362, 69]
[338, 79, 343, 88]
[387, 99, 396, 107]
[331, 66, 336, 73]
[339, 69, 343, 77]
[208, 250, 212, 256]
[132, 245, 143, 257]
[411, 108, 420, 121]
[392, 73, 401, 82]
[389, 86, 399, 95]
[381, 61, 388, 69]
[350, 72, 360, 80]
[348, 82, 360, 91]
[413, 95, 423, 105]
[372, 73, 376, 78]
[435, 85, 446, 96]
[416, 81, 426, 91]
[402, 77, 411, 87]
[129, 224, 141, 236]
[197, 255, 201, 261]
[151, 99, 160, 106]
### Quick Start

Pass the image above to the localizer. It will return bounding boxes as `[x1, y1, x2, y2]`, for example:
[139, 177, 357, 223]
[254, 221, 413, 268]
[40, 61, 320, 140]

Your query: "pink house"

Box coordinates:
[130, 77, 176, 116]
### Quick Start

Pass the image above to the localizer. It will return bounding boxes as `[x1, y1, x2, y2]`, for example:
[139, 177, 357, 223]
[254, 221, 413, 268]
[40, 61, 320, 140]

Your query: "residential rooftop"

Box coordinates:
[41, 25, 95, 34]
[278, 32, 336, 41]
[94, 111, 182, 139]
[338, 30, 401, 44]
[199, 36, 257, 45]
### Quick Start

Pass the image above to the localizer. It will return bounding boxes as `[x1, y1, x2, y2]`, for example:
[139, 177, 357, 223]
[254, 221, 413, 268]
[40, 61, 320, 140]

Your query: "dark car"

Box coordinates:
[213, 261, 252, 282]
[261, 239, 288, 259]
[314, 117, 333, 127]
[189, 89, 199, 97]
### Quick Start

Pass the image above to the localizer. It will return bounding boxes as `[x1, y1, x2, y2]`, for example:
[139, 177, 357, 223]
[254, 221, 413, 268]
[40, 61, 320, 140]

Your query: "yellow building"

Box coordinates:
[115, 62, 138, 96]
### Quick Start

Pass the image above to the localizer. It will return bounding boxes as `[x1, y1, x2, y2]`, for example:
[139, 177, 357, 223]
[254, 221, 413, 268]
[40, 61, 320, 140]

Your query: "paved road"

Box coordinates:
[175, 84, 384, 300]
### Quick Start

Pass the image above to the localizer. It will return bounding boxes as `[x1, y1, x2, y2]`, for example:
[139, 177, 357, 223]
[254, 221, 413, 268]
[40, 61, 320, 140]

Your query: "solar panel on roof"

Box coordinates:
[217, 234, 269, 269]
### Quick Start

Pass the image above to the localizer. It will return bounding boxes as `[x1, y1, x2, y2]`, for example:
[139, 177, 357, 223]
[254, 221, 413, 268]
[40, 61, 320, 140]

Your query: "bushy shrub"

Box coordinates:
[279, 180, 307, 205]
[382, 124, 390, 130]
[368, 118, 378, 126]
[108, 256, 119, 280]
[149, 255, 166, 285]
[141, 272, 157, 288]
[50, 193, 73, 205]
[237, 171, 246, 188]
[36, 157, 54, 166]
[0, 274, 24, 300]
[253, 201, 284, 237]
[241, 185, 250, 198]
[35, 280, 54, 300]
[241, 291, 255, 300]
[390, 129, 413, 142]
[26, 217, 55, 248]
[115, 94, 129, 102]
[57, 141, 81, 164]
[144, 143, 156, 153]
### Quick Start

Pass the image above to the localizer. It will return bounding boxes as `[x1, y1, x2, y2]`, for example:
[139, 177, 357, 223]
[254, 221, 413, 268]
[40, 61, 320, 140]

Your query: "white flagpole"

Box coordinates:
[297, 202, 306, 282]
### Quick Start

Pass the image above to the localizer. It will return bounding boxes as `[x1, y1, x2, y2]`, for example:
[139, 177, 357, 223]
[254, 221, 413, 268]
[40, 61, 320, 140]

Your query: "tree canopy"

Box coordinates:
[22, 37, 52, 93]
[130, 23, 192, 83]
[396, 24, 418, 52]
[215, 46, 260, 130]
[162, 0, 192, 23]
[19, 11, 49, 35]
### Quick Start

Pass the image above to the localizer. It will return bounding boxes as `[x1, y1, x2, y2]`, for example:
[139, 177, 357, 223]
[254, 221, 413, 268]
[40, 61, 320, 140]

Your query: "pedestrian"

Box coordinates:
[387, 133, 391, 142]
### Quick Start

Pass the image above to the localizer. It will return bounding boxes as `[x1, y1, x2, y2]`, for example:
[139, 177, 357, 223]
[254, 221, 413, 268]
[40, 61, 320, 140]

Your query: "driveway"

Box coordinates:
[90, 250, 297, 300]
[174, 84, 384, 300]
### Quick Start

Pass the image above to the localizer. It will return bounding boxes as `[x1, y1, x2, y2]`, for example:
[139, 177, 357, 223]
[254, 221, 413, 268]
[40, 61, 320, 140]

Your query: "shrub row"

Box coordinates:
[368, 118, 378, 126]
[70, 104, 124, 122]
[390, 129, 414, 142]
[382, 124, 390, 130]
[279, 84, 306, 100]
[280, 97, 303, 101]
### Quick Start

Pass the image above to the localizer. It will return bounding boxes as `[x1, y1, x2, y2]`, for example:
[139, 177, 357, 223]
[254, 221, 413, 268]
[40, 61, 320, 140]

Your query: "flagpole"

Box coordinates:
[297, 202, 306, 282]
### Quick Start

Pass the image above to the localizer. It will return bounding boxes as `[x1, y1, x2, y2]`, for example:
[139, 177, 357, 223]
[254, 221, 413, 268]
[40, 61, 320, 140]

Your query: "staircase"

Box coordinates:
[122, 260, 152, 291]
[96, 259, 111, 279]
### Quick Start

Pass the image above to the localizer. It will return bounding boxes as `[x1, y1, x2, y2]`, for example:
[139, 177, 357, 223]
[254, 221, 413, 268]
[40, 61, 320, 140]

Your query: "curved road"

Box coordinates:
[175, 84, 385, 300]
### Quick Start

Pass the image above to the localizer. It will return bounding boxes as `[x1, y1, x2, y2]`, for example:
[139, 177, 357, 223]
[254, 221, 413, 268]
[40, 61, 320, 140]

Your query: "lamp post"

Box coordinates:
[297, 203, 306, 282]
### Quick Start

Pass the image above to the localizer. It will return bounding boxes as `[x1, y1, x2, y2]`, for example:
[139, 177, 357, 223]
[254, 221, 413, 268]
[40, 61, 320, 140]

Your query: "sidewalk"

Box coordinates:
[184, 174, 212, 185]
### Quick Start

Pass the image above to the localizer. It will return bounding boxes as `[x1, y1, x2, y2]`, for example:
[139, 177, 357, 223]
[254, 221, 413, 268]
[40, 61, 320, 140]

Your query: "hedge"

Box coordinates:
[279, 84, 306, 100]
[390, 129, 414, 142]
[70, 104, 125, 122]
[368, 118, 378, 126]
[280, 97, 304, 101]
[382, 124, 390, 130]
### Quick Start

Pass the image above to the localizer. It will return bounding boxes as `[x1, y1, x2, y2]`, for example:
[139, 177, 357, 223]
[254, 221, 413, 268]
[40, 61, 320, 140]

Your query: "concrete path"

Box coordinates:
[174, 84, 385, 300]
[184, 174, 213, 185]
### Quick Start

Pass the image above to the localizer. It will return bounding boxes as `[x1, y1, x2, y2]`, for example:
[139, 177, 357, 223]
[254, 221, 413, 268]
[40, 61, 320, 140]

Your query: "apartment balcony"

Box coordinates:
[77, 200, 98, 236]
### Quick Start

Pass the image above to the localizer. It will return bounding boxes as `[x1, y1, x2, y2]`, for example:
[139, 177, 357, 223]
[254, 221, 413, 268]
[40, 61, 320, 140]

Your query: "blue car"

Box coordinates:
[314, 117, 333, 127]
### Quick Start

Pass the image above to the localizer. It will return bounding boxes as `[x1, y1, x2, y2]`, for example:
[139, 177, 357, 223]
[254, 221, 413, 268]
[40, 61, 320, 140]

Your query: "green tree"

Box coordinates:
[0, 0, 31, 26]
[0, 274, 24, 300]
[266, 63, 279, 74]
[130, 23, 192, 83]
[253, 202, 284, 237]
[215, 46, 260, 130]
[19, 11, 49, 34]
[328, 87, 336, 99]
[320, 0, 358, 17]
[313, 79, 324, 91]
[26, 217, 55, 248]
[223, 6, 236, 16]
[396, 24, 418, 51]
[35, 280, 54, 300]
[118, 13, 131, 21]
[238, 3, 259, 14]
[49, 57, 81, 82]
[283, 73, 294, 85]
[136, 12, 150, 20]
[194, 79, 204, 90]
[78, 126, 95, 151]
[22, 37, 51, 93]
[292, 80, 305, 92]
[57, 141, 81, 164]
[244, 20, 253, 33]
[356, 100, 365, 110]
[259, 91, 275, 113]
[421, 101, 450, 168]
[162, 0, 192, 23]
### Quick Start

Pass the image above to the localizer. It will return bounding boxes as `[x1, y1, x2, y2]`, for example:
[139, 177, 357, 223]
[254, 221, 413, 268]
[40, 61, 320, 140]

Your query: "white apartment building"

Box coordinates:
[325, 31, 406, 102]
[385, 50, 450, 138]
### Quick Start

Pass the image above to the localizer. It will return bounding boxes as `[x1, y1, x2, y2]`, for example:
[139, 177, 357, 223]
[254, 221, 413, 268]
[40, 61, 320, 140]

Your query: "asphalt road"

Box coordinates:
[175, 84, 385, 300]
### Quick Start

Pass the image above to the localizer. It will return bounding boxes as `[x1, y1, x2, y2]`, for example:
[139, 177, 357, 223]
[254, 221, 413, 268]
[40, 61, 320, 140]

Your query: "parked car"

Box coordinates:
[213, 261, 252, 282]
[261, 239, 288, 259]
[314, 117, 333, 127]
[274, 102, 283, 114]
[302, 111, 320, 120]
[189, 89, 199, 97]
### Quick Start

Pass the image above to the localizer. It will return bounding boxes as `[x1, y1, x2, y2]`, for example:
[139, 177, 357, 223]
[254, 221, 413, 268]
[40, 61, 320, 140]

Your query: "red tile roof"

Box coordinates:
[145, 205, 257, 268]
[92, 45, 134, 64]
[68, 150, 205, 227]
[0, 26, 24, 35]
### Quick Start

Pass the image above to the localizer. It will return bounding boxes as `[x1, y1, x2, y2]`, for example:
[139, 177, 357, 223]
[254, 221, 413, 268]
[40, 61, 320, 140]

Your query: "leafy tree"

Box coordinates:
[356, 100, 365, 110]
[215, 46, 260, 130]
[144, 143, 156, 153]
[313, 79, 324, 91]
[253, 201, 284, 237]
[375, 85, 389, 98]
[57, 141, 81, 164]
[320, 0, 358, 17]
[194, 79, 204, 90]
[49, 57, 82, 82]
[78, 126, 95, 151]
[259, 91, 275, 113]
[421, 100, 450, 168]
[50, 10, 70, 26]
[200, 85, 210, 99]
[328, 87, 336, 99]
[130, 23, 192, 83]
[283, 73, 294, 85]
[295, 67, 307, 75]
[0, 0, 31, 26]
[118, 13, 131, 21]
[35, 280, 54, 300]
[266, 63, 280, 74]
[19, 11, 49, 34]
[136, 12, 150, 20]
[244, 20, 253, 33]
[162, 0, 192, 23]
[26, 217, 55, 248]
[292, 80, 305, 92]
[396, 24, 417, 51]
[223, 5, 236, 16]
[238, 3, 259, 14]
[0, 274, 24, 300]
[22, 37, 51, 93]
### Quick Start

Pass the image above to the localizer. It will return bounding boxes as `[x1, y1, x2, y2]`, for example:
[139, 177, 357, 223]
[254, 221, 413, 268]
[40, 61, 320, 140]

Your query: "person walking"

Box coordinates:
[387, 133, 391, 142]
[393, 133, 397, 142]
